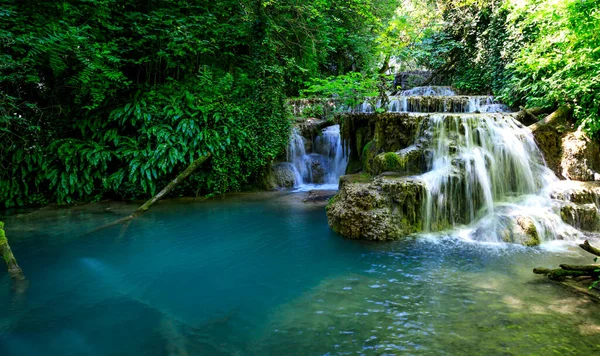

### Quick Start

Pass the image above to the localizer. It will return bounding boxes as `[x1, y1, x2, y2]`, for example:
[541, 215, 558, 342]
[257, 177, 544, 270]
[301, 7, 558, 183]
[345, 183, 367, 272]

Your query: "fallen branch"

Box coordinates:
[528, 105, 571, 132]
[514, 107, 554, 126]
[88, 153, 211, 233]
[533, 267, 597, 281]
[534, 240, 600, 283]
[560, 264, 600, 272]
[580, 240, 600, 257]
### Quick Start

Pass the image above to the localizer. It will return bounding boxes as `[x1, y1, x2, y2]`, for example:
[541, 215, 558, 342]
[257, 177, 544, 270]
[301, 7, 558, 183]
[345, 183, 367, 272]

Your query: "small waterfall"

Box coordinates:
[286, 124, 348, 190]
[352, 86, 511, 114]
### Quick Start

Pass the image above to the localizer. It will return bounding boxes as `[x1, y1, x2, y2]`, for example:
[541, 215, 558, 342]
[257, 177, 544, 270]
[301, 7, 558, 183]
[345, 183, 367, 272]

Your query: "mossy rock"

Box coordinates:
[368, 146, 423, 176]
[362, 140, 378, 174]
[501, 216, 541, 246]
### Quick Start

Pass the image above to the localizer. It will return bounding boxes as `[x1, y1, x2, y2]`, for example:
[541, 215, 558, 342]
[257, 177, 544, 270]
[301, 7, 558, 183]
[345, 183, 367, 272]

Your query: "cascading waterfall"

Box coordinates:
[287, 124, 348, 190]
[356, 86, 510, 114]
[382, 88, 580, 243]
[415, 113, 578, 243]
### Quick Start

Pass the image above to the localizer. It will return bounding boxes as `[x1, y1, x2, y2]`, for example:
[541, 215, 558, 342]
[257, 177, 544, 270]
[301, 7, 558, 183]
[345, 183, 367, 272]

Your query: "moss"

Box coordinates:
[383, 152, 404, 171]
[362, 140, 378, 173]
[326, 193, 339, 210]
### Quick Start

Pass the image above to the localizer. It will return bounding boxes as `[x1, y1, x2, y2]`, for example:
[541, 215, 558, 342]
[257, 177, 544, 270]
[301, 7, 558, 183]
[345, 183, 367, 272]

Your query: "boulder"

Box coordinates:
[309, 157, 326, 184]
[326, 174, 426, 241]
[368, 145, 423, 176]
[501, 216, 541, 246]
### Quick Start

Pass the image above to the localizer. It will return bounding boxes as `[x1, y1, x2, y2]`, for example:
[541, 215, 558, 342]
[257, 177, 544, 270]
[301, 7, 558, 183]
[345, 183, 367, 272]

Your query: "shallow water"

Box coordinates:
[1, 193, 600, 355]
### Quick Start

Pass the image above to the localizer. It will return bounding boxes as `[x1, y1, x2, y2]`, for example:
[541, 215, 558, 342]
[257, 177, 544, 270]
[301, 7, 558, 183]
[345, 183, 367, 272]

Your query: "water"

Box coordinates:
[287, 124, 348, 189]
[414, 113, 578, 242]
[355, 86, 511, 114]
[2, 196, 600, 355]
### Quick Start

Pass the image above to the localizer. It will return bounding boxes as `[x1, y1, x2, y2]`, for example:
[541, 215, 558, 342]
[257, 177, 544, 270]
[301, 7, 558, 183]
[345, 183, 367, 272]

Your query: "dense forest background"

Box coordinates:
[1, 0, 598, 208]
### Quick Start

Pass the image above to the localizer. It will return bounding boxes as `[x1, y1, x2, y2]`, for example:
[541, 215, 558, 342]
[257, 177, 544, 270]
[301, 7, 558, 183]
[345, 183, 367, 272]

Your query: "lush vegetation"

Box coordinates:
[385, 0, 600, 136]
[0, 0, 396, 207]
[2, 0, 599, 208]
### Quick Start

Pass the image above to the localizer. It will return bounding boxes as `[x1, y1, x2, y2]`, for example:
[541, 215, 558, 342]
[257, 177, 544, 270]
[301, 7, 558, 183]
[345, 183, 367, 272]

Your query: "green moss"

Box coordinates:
[326, 193, 339, 210]
[362, 140, 377, 173]
[383, 152, 404, 170]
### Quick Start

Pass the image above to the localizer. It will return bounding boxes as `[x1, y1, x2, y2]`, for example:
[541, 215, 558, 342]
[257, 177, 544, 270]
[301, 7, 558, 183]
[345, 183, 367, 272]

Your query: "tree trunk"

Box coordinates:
[580, 240, 600, 257]
[88, 153, 211, 234]
[0, 222, 25, 281]
[514, 107, 554, 126]
[133, 153, 211, 217]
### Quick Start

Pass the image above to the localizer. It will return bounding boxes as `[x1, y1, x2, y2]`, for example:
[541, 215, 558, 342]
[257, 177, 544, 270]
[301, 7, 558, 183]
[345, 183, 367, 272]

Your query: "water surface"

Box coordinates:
[1, 192, 600, 355]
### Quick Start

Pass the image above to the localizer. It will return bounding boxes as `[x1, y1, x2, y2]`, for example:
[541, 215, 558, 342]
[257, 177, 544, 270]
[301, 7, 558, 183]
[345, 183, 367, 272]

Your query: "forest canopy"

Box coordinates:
[1, 0, 599, 208]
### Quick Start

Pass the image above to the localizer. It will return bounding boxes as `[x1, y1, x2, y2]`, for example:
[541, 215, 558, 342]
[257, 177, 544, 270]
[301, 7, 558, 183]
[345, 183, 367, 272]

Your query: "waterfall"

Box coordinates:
[287, 124, 348, 190]
[410, 112, 578, 243]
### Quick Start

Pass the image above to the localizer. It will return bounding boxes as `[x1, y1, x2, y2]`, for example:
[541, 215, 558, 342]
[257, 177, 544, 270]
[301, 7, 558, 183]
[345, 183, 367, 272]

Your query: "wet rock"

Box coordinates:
[326, 174, 426, 241]
[302, 190, 336, 203]
[296, 117, 333, 144]
[502, 216, 541, 246]
[559, 203, 599, 231]
[549, 181, 600, 206]
[308, 157, 326, 184]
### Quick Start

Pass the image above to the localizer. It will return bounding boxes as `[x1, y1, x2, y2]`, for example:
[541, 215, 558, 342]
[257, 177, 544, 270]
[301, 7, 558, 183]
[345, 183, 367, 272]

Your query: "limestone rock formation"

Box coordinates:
[529, 106, 600, 181]
[549, 181, 600, 231]
[326, 174, 425, 241]
[501, 216, 540, 247]
[560, 130, 600, 181]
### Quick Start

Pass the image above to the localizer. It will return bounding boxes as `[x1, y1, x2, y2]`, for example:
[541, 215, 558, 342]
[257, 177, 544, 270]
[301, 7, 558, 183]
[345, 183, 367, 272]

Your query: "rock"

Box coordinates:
[560, 129, 600, 181]
[339, 113, 425, 173]
[368, 145, 423, 176]
[270, 163, 297, 188]
[529, 106, 600, 180]
[308, 156, 326, 184]
[302, 190, 336, 203]
[326, 174, 426, 241]
[549, 181, 600, 205]
[549, 181, 600, 231]
[559, 203, 599, 231]
[501, 216, 541, 246]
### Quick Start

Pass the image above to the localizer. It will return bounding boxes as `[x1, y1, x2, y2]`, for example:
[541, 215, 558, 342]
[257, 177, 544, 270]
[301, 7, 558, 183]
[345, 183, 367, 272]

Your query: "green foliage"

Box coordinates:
[0, 0, 392, 208]
[399, 0, 600, 136]
[500, 0, 600, 136]
[301, 72, 381, 110]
